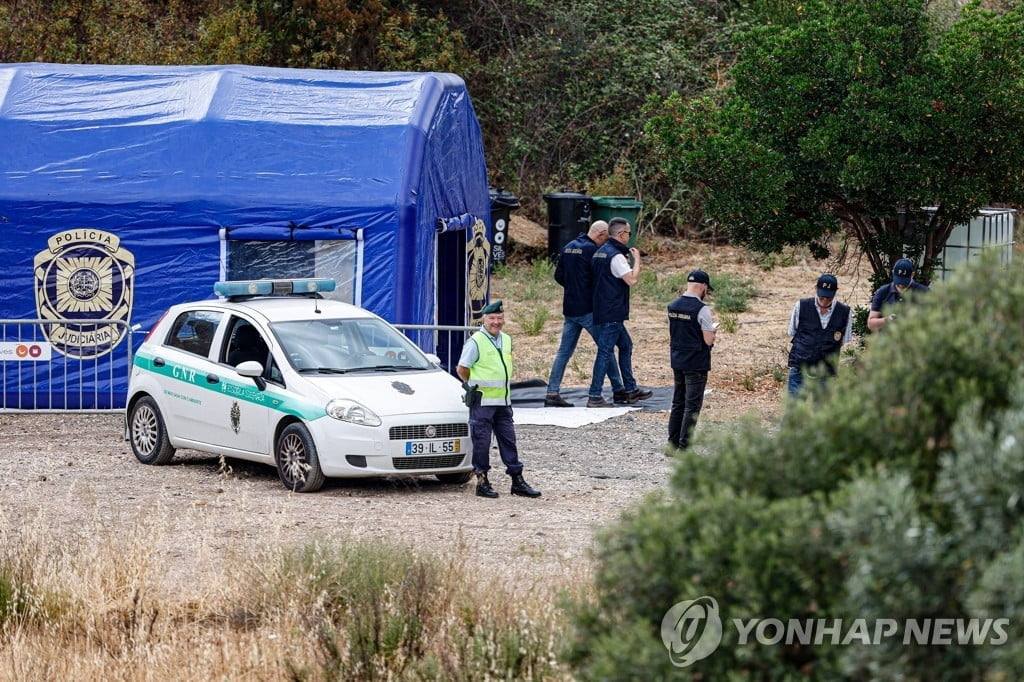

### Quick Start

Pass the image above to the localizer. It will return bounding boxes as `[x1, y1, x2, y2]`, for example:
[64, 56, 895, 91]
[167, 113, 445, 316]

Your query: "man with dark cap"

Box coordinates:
[786, 273, 853, 396]
[544, 220, 626, 407]
[456, 300, 542, 499]
[867, 257, 930, 332]
[667, 270, 718, 450]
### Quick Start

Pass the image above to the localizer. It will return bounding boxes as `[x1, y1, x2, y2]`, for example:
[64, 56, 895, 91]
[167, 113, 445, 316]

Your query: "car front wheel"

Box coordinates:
[275, 422, 325, 493]
[128, 396, 176, 465]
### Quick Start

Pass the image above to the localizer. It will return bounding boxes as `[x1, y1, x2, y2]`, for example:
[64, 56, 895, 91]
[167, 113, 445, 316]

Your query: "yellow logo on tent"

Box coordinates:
[33, 229, 135, 359]
[467, 218, 491, 323]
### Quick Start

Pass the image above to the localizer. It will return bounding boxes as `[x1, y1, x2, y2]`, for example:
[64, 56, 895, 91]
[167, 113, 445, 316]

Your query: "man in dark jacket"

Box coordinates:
[544, 220, 626, 406]
[787, 273, 852, 395]
[586, 217, 652, 407]
[867, 258, 930, 332]
[667, 270, 717, 450]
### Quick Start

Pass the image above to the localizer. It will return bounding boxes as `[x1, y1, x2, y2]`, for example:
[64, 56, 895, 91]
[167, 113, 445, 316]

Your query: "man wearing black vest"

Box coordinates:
[544, 220, 626, 407]
[667, 270, 717, 450]
[587, 217, 652, 407]
[787, 273, 853, 395]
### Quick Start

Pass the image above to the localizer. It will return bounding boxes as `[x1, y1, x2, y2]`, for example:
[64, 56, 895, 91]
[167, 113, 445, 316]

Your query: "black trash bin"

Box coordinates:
[543, 190, 592, 261]
[488, 187, 519, 266]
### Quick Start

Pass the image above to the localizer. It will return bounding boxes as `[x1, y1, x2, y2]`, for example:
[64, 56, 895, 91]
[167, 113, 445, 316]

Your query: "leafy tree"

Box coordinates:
[646, 0, 1024, 280]
[461, 0, 738, 217]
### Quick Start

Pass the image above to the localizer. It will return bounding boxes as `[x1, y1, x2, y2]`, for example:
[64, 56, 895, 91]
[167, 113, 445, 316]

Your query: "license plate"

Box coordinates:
[405, 439, 461, 455]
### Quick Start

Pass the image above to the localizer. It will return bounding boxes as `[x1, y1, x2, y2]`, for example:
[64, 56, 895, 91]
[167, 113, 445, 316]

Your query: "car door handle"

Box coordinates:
[206, 374, 220, 385]
[153, 357, 165, 367]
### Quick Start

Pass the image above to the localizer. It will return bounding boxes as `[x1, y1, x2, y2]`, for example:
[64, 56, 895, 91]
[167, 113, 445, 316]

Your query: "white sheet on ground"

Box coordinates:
[512, 406, 641, 427]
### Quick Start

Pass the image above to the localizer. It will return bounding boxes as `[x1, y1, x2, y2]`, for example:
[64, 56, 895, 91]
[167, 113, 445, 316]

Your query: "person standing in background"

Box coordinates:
[586, 217, 652, 408]
[456, 300, 542, 499]
[667, 270, 717, 450]
[867, 258, 930, 332]
[544, 220, 626, 407]
[786, 273, 852, 395]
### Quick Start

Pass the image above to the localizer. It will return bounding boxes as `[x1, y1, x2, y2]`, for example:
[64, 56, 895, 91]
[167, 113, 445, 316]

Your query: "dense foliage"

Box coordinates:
[1, 0, 1019, 257]
[646, 0, 1024, 281]
[568, 255, 1024, 679]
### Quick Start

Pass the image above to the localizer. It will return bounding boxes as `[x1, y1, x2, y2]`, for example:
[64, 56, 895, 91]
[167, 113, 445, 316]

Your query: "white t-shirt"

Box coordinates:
[610, 253, 631, 279]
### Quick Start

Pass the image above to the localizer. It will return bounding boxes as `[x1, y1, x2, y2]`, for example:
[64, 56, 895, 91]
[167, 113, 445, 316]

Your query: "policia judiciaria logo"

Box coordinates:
[466, 218, 491, 324]
[33, 229, 135, 359]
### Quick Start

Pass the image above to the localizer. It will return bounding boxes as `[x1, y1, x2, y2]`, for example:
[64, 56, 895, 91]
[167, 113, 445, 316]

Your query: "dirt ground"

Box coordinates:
[0, 222, 873, 593]
[501, 215, 875, 421]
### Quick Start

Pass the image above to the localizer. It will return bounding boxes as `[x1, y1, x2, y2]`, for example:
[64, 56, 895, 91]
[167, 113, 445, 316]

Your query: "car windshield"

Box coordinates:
[271, 318, 434, 373]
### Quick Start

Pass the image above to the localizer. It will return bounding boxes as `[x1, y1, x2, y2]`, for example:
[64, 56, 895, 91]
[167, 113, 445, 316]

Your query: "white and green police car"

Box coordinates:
[125, 279, 471, 492]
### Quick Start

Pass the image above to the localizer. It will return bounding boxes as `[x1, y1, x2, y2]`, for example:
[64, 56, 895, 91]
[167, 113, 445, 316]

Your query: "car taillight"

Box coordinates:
[142, 311, 168, 343]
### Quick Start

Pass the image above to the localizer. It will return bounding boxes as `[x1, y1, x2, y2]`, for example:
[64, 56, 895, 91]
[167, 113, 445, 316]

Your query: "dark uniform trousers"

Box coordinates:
[667, 294, 711, 449]
[669, 370, 708, 449]
[469, 405, 524, 476]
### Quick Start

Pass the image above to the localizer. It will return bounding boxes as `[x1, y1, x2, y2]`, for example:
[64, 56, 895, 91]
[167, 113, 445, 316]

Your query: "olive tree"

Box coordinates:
[646, 0, 1024, 280]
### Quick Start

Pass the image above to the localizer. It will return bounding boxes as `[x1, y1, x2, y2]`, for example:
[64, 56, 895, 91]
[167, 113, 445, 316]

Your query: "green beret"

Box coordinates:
[481, 300, 504, 314]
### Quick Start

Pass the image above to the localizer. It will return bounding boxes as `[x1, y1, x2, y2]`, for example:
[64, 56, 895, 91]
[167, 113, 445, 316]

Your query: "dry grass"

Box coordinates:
[0, 506, 579, 680]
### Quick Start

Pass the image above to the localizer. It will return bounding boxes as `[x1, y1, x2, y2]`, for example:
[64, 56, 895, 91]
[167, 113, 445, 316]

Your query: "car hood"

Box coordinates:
[300, 370, 467, 417]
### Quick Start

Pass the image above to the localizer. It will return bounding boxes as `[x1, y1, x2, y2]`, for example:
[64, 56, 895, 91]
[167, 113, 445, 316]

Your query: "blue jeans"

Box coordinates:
[547, 313, 623, 394]
[787, 366, 831, 396]
[590, 321, 636, 398]
[787, 366, 804, 396]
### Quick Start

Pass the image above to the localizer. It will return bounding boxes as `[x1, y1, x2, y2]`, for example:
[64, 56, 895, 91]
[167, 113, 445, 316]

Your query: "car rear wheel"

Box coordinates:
[128, 396, 175, 465]
[275, 422, 325, 492]
[435, 471, 472, 484]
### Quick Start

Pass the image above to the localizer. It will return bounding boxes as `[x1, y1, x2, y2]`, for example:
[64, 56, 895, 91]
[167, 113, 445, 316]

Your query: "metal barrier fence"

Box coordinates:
[1, 319, 473, 413]
[1, 318, 134, 413]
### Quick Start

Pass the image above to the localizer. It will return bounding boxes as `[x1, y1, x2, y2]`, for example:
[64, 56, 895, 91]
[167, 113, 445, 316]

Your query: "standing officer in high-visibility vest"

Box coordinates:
[456, 300, 542, 499]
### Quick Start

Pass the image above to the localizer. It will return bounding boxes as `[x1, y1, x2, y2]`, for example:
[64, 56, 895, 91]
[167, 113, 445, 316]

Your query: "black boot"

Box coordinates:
[476, 473, 499, 499]
[510, 473, 541, 498]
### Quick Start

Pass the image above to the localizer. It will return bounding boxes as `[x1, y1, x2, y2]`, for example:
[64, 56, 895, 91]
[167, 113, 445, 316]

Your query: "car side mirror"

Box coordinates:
[235, 360, 268, 391]
[425, 353, 441, 366]
[235, 360, 263, 377]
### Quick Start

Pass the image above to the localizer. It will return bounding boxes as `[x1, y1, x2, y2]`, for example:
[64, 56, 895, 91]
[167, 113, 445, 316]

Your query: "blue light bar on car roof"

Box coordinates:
[214, 279, 336, 297]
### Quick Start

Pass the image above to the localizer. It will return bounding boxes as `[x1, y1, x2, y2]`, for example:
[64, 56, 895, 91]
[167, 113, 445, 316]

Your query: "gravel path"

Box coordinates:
[0, 410, 673, 591]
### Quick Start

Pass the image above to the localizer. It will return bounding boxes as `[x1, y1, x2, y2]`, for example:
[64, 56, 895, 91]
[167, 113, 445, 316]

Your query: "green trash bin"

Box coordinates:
[591, 196, 643, 248]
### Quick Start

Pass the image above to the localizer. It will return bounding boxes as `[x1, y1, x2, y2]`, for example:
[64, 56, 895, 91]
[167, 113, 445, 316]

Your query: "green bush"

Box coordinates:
[569, 256, 1024, 680]
[710, 273, 757, 313]
[829, 473, 978, 679]
[968, 537, 1024, 677]
[519, 307, 550, 336]
[568, 489, 844, 680]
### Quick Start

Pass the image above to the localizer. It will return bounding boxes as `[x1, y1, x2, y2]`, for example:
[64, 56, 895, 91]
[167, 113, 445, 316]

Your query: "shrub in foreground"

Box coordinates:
[569, 256, 1024, 680]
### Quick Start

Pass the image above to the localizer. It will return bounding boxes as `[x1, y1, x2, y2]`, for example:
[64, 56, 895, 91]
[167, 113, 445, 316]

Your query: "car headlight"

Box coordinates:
[326, 398, 382, 426]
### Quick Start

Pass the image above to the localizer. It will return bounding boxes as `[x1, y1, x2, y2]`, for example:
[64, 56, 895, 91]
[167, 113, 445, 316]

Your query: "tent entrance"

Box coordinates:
[220, 228, 364, 305]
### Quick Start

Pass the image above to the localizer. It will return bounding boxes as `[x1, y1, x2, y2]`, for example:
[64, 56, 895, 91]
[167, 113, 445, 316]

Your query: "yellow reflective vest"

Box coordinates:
[468, 330, 513, 406]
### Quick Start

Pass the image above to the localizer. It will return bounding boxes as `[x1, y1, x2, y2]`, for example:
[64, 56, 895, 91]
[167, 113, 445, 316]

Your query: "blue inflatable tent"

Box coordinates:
[0, 63, 493, 409]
